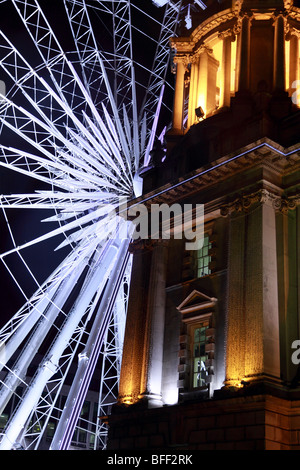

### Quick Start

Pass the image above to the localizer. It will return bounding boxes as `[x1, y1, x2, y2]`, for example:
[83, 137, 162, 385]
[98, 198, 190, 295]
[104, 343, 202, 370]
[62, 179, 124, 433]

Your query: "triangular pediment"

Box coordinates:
[177, 290, 217, 314]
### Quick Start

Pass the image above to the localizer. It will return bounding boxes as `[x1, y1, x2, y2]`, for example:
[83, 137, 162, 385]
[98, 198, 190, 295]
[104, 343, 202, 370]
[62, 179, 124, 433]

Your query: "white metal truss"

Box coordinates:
[0, 0, 186, 451]
[93, 254, 132, 450]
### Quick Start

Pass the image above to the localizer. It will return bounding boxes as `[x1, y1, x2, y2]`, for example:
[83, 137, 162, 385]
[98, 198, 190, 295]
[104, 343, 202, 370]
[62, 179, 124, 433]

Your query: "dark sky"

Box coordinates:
[0, 0, 176, 326]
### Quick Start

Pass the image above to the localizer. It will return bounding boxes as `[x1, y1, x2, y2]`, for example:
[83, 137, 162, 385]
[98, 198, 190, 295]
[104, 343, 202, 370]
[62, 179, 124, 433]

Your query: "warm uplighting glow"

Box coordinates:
[286, 34, 300, 106]
[123, 399, 134, 405]
[171, 11, 300, 133]
[285, 39, 290, 92]
[118, 393, 136, 406]
[231, 39, 237, 94]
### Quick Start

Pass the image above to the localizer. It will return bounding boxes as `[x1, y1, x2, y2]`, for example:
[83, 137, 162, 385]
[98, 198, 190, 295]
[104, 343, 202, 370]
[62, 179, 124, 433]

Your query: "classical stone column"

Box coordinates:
[244, 198, 280, 381]
[219, 30, 234, 108]
[172, 56, 186, 132]
[238, 13, 252, 91]
[117, 241, 152, 405]
[224, 209, 246, 386]
[298, 206, 300, 345]
[276, 203, 300, 384]
[196, 47, 219, 116]
[139, 240, 168, 408]
[289, 30, 300, 96]
[273, 13, 286, 90]
[223, 191, 281, 387]
[187, 54, 200, 128]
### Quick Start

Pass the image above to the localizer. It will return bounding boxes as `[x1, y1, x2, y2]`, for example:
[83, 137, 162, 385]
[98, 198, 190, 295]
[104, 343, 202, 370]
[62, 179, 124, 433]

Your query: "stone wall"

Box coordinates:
[107, 394, 300, 451]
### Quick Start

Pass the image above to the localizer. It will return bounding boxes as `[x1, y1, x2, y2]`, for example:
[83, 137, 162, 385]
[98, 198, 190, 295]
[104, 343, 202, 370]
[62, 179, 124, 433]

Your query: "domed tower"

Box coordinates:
[171, 0, 298, 129]
[108, 1, 300, 451]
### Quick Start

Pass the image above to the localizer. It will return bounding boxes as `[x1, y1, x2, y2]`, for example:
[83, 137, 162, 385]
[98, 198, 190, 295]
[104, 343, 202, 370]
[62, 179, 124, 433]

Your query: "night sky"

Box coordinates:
[0, 0, 175, 327]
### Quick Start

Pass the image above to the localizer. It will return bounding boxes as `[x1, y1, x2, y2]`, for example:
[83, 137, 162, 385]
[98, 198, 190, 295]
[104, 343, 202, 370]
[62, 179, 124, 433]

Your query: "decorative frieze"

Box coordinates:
[170, 9, 238, 55]
[220, 189, 300, 216]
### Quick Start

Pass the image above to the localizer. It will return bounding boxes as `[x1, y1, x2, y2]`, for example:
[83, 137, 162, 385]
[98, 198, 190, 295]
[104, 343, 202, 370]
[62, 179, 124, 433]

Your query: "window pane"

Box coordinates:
[196, 234, 211, 278]
[194, 328, 200, 342]
[191, 322, 208, 388]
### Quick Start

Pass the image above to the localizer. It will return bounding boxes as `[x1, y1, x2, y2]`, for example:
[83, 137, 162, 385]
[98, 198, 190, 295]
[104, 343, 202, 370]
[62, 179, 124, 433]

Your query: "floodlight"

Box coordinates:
[152, 0, 169, 7]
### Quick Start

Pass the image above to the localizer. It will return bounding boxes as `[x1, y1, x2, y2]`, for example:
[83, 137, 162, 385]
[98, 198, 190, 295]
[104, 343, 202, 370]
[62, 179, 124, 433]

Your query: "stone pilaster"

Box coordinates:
[197, 47, 219, 117]
[237, 13, 252, 91]
[222, 190, 282, 387]
[117, 240, 152, 405]
[276, 206, 300, 384]
[273, 12, 286, 90]
[172, 56, 187, 132]
[244, 198, 280, 381]
[139, 240, 168, 408]
[187, 54, 200, 128]
[224, 209, 246, 386]
[288, 28, 300, 97]
[219, 30, 235, 108]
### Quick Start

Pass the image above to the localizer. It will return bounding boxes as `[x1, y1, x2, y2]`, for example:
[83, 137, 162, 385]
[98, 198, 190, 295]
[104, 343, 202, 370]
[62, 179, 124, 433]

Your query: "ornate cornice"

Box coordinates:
[233, 1, 243, 16]
[130, 139, 300, 223]
[170, 3, 300, 58]
[170, 8, 237, 54]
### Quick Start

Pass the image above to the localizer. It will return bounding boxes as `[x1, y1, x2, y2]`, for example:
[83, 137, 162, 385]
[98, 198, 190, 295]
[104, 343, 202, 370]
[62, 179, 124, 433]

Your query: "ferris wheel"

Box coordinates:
[0, 0, 205, 451]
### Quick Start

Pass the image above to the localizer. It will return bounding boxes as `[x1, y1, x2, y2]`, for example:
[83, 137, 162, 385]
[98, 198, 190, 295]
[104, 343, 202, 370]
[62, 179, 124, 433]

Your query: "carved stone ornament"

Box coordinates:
[286, 25, 300, 40]
[218, 28, 236, 41]
[172, 54, 192, 70]
[220, 189, 300, 216]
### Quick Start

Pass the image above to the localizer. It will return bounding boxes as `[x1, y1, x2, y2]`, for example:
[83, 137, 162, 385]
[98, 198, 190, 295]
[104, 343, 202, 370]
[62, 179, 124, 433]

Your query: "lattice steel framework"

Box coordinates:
[0, 0, 206, 451]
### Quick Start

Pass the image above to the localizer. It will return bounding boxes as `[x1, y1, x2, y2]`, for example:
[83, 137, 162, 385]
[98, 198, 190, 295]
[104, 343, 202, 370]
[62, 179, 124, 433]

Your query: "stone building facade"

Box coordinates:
[107, 0, 300, 450]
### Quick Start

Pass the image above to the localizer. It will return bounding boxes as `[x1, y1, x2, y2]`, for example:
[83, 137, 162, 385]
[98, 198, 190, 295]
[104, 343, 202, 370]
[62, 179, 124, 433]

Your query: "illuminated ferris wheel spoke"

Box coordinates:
[0, 235, 97, 349]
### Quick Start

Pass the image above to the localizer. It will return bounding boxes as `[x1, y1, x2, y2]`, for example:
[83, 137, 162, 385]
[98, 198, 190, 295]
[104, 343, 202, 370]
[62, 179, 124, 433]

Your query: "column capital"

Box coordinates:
[238, 10, 254, 20]
[235, 10, 254, 32]
[172, 53, 191, 70]
[190, 44, 214, 63]
[286, 25, 300, 40]
[273, 195, 300, 213]
[272, 9, 288, 25]
[218, 28, 236, 41]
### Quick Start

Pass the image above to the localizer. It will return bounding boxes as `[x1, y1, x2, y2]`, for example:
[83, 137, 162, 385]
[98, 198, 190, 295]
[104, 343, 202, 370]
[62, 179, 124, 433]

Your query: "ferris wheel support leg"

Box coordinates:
[50, 235, 131, 450]
[94, 257, 132, 450]
[0, 234, 126, 451]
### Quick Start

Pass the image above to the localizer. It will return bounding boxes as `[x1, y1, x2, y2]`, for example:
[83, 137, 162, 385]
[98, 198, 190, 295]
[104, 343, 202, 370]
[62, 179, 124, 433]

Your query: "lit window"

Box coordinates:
[191, 321, 209, 388]
[196, 233, 211, 277]
[178, 293, 216, 397]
